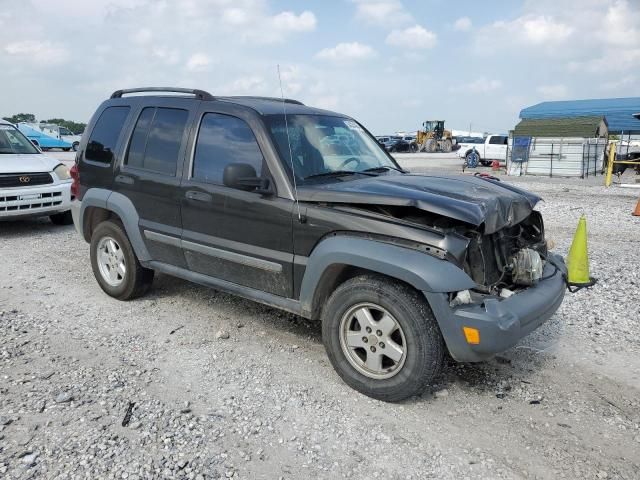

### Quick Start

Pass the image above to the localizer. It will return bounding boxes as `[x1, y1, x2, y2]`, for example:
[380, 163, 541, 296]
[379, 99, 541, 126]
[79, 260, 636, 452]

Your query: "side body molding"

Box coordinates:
[298, 235, 476, 315]
[79, 188, 151, 261]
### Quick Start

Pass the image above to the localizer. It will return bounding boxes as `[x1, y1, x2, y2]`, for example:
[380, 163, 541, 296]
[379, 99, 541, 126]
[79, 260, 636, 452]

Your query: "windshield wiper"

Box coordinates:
[362, 165, 407, 174]
[303, 170, 378, 180]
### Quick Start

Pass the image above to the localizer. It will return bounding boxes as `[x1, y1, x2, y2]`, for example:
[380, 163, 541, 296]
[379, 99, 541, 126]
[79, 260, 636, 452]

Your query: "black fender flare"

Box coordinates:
[298, 235, 476, 316]
[79, 189, 151, 261]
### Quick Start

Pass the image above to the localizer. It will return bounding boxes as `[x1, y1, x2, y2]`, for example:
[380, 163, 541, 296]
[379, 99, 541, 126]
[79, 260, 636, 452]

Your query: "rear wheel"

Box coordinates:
[62, 148, 71, 152]
[322, 275, 444, 402]
[90, 220, 154, 300]
[49, 211, 73, 225]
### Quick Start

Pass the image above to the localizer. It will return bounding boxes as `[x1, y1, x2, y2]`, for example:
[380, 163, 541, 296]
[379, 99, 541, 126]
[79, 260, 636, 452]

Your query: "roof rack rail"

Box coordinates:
[110, 87, 215, 101]
[223, 96, 304, 106]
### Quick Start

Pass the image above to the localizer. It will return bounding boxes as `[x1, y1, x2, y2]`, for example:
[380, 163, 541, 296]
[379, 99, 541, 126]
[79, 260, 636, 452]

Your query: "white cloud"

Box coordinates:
[536, 84, 568, 99]
[272, 11, 316, 32]
[351, 0, 412, 27]
[132, 28, 152, 45]
[453, 17, 472, 32]
[222, 8, 249, 26]
[386, 25, 437, 49]
[227, 75, 267, 94]
[450, 77, 502, 94]
[186, 53, 211, 72]
[600, 0, 640, 47]
[601, 75, 637, 91]
[4, 40, 70, 66]
[315, 42, 376, 62]
[490, 15, 573, 45]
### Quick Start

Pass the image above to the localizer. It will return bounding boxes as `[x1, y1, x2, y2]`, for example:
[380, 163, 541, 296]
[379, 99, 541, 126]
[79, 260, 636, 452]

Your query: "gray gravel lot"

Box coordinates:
[1, 154, 639, 479]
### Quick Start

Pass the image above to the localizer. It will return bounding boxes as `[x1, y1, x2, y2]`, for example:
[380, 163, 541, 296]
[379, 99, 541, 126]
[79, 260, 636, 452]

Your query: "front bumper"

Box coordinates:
[0, 182, 71, 219]
[425, 253, 567, 362]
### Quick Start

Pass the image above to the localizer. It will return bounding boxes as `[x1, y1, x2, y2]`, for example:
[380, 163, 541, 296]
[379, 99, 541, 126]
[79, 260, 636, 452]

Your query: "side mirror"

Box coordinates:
[223, 163, 272, 194]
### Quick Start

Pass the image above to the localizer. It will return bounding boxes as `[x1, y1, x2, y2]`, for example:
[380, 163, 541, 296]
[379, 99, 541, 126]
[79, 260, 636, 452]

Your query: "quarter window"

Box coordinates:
[192, 113, 263, 185]
[85, 106, 130, 163]
[125, 107, 189, 175]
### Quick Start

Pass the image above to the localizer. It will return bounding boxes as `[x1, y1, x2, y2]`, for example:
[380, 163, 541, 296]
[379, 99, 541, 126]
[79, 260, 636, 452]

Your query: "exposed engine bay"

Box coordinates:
[350, 204, 548, 295]
[458, 211, 547, 293]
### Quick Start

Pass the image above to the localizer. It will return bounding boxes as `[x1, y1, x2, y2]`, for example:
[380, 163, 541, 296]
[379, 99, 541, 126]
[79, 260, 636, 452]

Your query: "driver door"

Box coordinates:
[179, 106, 295, 297]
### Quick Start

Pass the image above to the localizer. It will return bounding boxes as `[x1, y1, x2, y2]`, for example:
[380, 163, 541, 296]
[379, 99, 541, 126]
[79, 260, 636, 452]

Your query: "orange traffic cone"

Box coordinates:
[633, 198, 640, 216]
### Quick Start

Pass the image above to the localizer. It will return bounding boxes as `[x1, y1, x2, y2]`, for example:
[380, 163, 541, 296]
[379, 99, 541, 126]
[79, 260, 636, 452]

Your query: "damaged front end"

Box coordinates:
[460, 210, 548, 295]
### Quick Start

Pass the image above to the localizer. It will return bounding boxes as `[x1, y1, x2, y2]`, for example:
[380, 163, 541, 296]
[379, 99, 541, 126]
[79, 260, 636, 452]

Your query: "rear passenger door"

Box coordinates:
[486, 135, 508, 160]
[113, 99, 198, 268]
[179, 105, 294, 297]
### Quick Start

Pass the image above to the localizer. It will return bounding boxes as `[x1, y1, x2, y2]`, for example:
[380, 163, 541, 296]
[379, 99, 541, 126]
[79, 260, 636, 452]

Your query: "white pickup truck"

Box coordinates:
[456, 134, 508, 166]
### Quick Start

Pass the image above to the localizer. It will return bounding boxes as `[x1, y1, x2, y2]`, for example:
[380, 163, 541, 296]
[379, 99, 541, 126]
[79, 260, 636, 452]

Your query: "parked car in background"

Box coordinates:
[72, 87, 566, 402]
[457, 134, 508, 166]
[388, 136, 417, 153]
[0, 120, 73, 224]
[16, 123, 73, 151]
[33, 123, 83, 151]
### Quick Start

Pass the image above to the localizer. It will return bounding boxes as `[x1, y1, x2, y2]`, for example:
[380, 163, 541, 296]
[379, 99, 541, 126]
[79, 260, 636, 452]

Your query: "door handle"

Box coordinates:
[185, 190, 213, 202]
[115, 174, 134, 185]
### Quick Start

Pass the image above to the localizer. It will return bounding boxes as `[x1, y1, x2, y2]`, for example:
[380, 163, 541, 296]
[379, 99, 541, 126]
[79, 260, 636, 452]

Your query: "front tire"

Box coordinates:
[90, 220, 154, 300]
[72, 142, 80, 152]
[49, 211, 73, 225]
[322, 275, 444, 402]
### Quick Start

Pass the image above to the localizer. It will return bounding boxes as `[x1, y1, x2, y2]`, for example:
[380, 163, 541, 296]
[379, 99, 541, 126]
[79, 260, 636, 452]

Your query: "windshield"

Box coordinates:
[0, 125, 40, 154]
[267, 114, 400, 183]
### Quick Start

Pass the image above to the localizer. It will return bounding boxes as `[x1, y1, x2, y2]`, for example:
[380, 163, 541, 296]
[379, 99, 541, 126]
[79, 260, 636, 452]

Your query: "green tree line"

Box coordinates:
[2, 113, 86, 134]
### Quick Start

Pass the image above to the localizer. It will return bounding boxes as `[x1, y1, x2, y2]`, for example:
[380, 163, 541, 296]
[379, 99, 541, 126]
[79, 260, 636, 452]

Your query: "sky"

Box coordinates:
[1, 0, 639, 135]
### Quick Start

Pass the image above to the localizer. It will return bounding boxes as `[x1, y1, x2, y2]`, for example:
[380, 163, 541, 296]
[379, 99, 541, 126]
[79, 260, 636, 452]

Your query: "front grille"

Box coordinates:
[0, 172, 53, 188]
[0, 191, 63, 212]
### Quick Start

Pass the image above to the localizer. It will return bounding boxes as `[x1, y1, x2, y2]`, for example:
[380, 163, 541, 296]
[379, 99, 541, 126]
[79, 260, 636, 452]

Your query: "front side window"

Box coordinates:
[85, 106, 130, 163]
[125, 107, 188, 175]
[0, 125, 40, 154]
[192, 113, 264, 184]
[267, 114, 400, 183]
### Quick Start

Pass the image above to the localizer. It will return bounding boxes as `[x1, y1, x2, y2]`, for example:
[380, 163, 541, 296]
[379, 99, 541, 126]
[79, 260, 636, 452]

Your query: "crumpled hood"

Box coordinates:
[296, 174, 541, 233]
[0, 153, 59, 174]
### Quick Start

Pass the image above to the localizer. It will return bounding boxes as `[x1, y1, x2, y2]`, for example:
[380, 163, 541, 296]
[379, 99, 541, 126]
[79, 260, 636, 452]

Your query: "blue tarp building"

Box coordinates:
[520, 97, 640, 134]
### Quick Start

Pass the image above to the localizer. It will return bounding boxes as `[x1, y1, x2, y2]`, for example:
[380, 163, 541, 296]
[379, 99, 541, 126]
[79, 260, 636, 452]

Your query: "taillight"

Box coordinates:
[70, 164, 80, 199]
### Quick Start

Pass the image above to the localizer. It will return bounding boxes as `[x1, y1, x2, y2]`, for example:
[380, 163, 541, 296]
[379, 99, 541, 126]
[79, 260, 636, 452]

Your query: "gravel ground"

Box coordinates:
[1, 157, 639, 479]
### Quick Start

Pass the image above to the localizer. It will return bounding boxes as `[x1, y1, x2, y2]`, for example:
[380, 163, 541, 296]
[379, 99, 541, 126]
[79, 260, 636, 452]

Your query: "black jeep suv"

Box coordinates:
[71, 87, 566, 401]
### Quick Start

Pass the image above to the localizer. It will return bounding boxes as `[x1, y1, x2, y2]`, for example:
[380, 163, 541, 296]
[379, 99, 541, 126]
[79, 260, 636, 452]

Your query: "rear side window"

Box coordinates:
[85, 106, 130, 163]
[192, 113, 263, 185]
[125, 107, 189, 175]
[489, 135, 507, 145]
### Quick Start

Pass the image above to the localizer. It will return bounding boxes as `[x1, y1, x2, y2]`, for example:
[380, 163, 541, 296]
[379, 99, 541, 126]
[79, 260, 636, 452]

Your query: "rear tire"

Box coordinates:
[322, 275, 444, 402]
[90, 220, 154, 300]
[49, 211, 73, 225]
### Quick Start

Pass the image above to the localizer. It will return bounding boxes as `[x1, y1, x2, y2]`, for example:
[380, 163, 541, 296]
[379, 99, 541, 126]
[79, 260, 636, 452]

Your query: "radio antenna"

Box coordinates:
[277, 64, 302, 222]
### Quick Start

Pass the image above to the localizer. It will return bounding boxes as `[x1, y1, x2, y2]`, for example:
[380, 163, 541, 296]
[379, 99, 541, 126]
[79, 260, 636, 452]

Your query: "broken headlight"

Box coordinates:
[510, 248, 543, 286]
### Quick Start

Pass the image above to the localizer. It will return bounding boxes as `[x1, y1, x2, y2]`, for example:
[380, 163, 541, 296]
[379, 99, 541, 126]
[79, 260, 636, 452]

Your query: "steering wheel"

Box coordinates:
[337, 156, 361, 170]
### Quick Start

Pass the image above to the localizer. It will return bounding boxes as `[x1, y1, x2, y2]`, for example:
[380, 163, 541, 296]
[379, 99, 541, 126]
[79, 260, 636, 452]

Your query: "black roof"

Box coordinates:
[109, 87, 344, 117]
